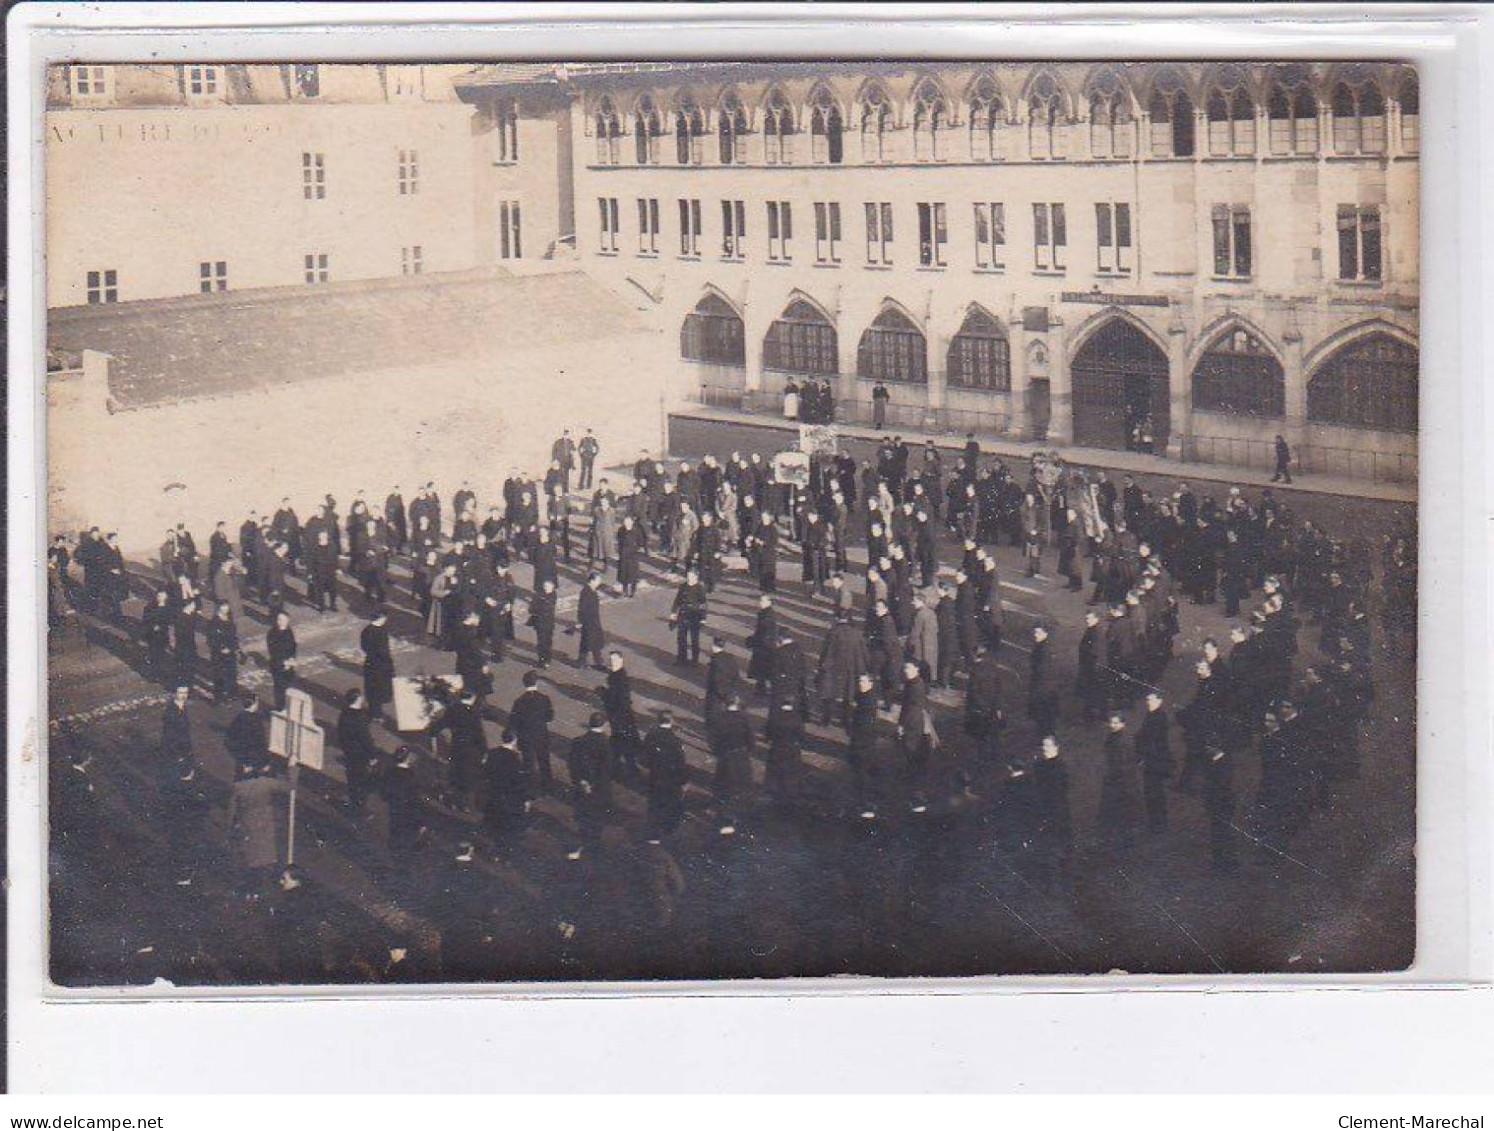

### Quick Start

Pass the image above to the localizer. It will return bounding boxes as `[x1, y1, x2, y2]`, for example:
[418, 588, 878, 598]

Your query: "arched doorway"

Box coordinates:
[1071, 317, 1170, 452]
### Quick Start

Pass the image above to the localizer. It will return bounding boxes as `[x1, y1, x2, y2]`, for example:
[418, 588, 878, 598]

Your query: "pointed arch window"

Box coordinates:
[1307, 332, 1417, 432]
[633, 96, 662, 164]
[674, 98, 705, 165]
[594, 97, 622, 165]
[1398, 71, 1419, 153]
[1028, 73, 1065, 160]
[809, 85, 844, 165]
[857, 307, 927, 384]
[1206, 66, 1256, 156]
[1192, 328, 1284, 417]
[1332, 67, 1386, 155]
[764, 299, 839, 376]
[718, 92, 748, 165]
[947, 307, 1012, 391]
[681, 293, 746, 366]
[1148, 69, 1195, 157]
[763, 89, 795, 164]
[1087, 71, 1133, 159]
[968, 77, 1003, 161]
[1267, 65, 1319, 155]
[859, 83, 893, 163]
[912, 78, 948, 161]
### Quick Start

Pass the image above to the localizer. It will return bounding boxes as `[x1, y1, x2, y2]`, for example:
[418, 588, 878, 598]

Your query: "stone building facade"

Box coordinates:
[530, 61, 1419, 481]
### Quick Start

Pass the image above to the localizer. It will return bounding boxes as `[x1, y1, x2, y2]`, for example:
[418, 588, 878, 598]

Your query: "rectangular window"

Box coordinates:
[917, 202, 948, 267]
[814, 202, 842, 263]
[678, 198, 702, 256]
[198, 260, 228, 293]
[499, 200, 523, 259]
[974, 202, 1006, 269]
[1212, 204, 1252, 277]
[598, 197, 619, 252]
[302, 152, 326, 200]
[637, 197, 660, 254]
[398, 149, 420, 196]
[1034, 202, 1066, 270]
[68, 65, 113, 102]
[85, 269, 118, 304]
[496, 105, 520, 162]
[186, 65, 219, 97]
[721, 200, 746, 258]
[865, 202, 894, 265]
[1096, 202, 1133, 273]
[401, 246, 424, 276]
[303, 253, 329, 284]
[1338, 205, 1382, 281]
[767, 201, 793, 261]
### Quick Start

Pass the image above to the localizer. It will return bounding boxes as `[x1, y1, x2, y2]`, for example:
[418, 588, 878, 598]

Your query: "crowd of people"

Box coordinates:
[48, 421, 1415, 978]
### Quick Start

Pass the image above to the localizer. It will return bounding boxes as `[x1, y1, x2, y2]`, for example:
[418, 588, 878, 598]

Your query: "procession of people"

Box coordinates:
[47, 418, 1413, 982]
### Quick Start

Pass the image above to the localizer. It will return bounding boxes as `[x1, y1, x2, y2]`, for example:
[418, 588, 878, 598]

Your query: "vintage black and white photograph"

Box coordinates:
[43, 59, 1420, 988]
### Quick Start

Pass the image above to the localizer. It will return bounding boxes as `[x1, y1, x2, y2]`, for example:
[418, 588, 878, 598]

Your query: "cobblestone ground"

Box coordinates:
[47, 456, 1416, 987]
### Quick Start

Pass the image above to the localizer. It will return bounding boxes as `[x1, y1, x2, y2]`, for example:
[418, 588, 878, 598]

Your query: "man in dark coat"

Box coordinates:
[205, 601, 239, 704]
[360, 611, 395, 721]
[964, 643, 1003, 766]
[337, 689, 381, 816]
[385, 487, 408, 554]
[1031, 736, 1073, 883]
[751, 512, 779, 592]
[1135, 690, 1174, 833]
[746, 595, 777, 695]
[816, 612, 870, 727]
[224, 693, 267, 774]
[1075, 610, 1105, 723]
[643, 712, 688, 835]
[601, 651, 642, 775]
[160, 684, 194, 775]
[142, 590, 175, 682]
[307, 529, 338, 612]
[577, 573, 606, 669]
[770, 631, 809, 720]
[510, 670, 555, 792]
[173, 599, 199, 688]
[208, 522, 233, 594]
[430, 688, 486, 813]
[896, 660, 934, 801]
[483, 730, 533, 848]
[704, 636, 742, 730]
[567, 713, 614, 856]
[1027, 625, 1058, 739]
[528, 579, 557, 668]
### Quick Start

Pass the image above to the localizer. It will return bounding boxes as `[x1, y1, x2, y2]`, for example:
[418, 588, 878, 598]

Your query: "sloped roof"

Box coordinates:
[49, 268, 649, 409]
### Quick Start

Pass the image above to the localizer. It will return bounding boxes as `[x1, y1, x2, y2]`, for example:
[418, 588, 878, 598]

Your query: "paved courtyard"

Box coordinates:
[47, 439, 1416, 986]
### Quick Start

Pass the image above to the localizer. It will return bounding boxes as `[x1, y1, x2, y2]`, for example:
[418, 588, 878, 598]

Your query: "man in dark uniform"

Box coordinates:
[1075, 610, 1104, 723]
[1272, 433, 1293, 484]
[208, 521, 233, 595]
[337, 688, 381, 817]
[552, 431, 577, 494]
[747, 594, 777, 696]
[578, 429, 600, 490]
[528, 578, 557, 669]
[224, 692, 267, 775]
[430, 687, 486, 814]
[705, 635, 741, 729]
[601, 650, 642, 776]
[510, 670, 555, 793]
[265, 609, 297, 711]
[385, 486, 408, 554]
[307, 529, 338, 612]
[205, 600, 239, 704]
[577, 573, 606, 669]
[752, 511, 779, 592]
[567, 712, 614, 857]
[482, 729, 532, 851]
[161, 684, 194, 778]
[1135, 690, 1173, 834]
[1027, 624, 1058, 740]
[643, 711, 688, 835]
[360, 611, 395, 722]
[770, 630, 809, 720]
[173, 598, 200, 689]
[143, 589, 174, 681]
[670, 567, 708, 665]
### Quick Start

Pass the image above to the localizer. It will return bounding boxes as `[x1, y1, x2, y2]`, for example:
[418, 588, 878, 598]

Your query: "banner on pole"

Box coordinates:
[392, 674, 464, 733]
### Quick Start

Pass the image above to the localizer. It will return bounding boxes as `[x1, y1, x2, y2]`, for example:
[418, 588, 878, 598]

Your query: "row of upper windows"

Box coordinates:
[64, 64, 325, 103]
[591, 70, 1419, 166]
[595, 196, 1388, 283]
[297, 150, 421, 199]
[78, 245, 433, 302]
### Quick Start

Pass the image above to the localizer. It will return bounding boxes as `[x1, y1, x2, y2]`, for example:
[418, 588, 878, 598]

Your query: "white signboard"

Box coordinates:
[772, 450, 811, 488]
[269, 712, 325, 772]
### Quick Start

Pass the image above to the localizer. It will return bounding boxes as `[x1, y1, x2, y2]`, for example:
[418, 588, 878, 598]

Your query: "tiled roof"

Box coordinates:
[49, 268, 648, 409]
